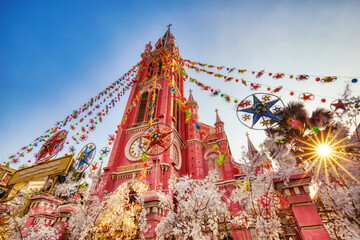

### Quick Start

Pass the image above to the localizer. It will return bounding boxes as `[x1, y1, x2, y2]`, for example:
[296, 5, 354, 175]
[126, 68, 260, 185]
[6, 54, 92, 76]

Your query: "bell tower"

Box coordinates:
[100, 27, 187, 194]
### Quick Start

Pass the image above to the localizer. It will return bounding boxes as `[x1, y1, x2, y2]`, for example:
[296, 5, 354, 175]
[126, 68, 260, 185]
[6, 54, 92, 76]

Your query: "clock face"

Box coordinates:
[129, 137, 149, 158]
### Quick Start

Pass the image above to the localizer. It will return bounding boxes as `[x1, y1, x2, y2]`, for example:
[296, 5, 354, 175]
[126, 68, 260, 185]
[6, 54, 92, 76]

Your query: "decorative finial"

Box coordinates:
[188, 89, 195, 101]
[215, 109, 222, 122]
[167, 24, 172, 29]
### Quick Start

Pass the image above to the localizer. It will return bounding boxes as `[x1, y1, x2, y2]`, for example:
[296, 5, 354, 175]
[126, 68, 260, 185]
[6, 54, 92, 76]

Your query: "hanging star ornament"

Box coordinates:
[299, 93, 314, 101]
[139, 123, 174, 156]
[36, 130, 68, 164]
[330, 99, 348, 112]
[76, 143, 96, 171]
[69, 146, 76, 153]
[100, 147, 110, 157]
[91, 163, 98, 171]
[237, 93, 284, 130]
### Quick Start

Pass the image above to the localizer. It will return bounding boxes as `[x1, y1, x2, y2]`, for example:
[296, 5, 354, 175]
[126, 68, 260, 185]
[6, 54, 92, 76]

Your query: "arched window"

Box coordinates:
[172, 98, 180, 132]
[172, 98, 176, 117]
[136, 92, 149, 123]
[147, 62, 154, 78]
[176, 73, 180, 87]
[157, 61, 162, 75]
[147, 89, 159, 120]
[207, 152, 223, 180]
[176, 104, 180, 132]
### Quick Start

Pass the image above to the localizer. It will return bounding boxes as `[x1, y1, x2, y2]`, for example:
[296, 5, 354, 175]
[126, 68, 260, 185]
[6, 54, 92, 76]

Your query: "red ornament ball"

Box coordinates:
[315, 77, 321, 82]
[269, 73, 272, 76]
[232, 168, 240, 175]
[267, 87, 271, 91]
[290, 92, 295, 96]
[321, 98, 326, 103]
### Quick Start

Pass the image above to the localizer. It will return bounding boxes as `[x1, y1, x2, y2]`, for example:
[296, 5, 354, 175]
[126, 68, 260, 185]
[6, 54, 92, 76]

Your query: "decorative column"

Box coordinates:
[274, 173, 331, 240]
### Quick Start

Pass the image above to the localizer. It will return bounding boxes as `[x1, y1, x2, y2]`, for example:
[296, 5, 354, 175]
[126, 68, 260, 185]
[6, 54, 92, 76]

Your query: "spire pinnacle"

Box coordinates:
[215, 109, 222, 122]
[188, 89, 195, 102]
[246, 132, 258, 158]
[162, 25, 172, 45]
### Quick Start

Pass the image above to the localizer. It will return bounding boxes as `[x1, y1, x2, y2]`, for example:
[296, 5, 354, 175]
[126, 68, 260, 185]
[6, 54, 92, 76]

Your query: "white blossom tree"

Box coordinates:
[68, 180, 148, 240]
[156, 172, 230, 240]
[23, 219, 61, 240]
[231, 153, 285, 240]
[3, 195, 29, 240]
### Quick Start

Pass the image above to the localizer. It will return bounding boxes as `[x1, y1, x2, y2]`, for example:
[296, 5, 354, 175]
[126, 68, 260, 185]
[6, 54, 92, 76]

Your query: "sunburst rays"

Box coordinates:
[293, 124, 360, 185]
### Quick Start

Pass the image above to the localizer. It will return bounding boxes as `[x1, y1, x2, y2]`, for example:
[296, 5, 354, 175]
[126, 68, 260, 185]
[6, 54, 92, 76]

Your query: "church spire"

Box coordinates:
[188, 89, 195, 102]
[155, 25, 176, 50]
[162, 24, 172, 45]
[246, 132, 258, 158]
[215, 109, 222, 122]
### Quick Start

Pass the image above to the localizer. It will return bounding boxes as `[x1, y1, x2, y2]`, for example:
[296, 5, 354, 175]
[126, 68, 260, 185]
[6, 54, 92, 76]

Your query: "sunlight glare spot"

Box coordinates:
[317, 144, 332, 157]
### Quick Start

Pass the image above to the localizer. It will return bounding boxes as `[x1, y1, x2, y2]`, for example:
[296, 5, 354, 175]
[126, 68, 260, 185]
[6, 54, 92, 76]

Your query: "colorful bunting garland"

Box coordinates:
[182, 58, 359, 84]
[7, 64, 140, 167]
[184, 64, 342, 105]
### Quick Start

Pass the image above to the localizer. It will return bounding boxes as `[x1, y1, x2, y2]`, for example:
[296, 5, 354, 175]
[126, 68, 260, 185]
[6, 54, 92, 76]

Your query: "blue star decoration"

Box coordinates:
[69, 146, 76, 153]
[238, 94, 283, 128]
[77, 145, 96, 170]
[100, 147, 110, 157]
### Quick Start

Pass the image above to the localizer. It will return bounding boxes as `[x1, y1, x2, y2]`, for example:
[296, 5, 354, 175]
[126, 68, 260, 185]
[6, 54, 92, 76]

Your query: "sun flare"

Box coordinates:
[316, 144, 332, 157]
[293, 125, 360, 184]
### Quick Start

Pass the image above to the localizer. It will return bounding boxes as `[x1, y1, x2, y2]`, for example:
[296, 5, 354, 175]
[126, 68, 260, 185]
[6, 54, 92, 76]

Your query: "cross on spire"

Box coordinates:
[167, 24, 172, 29]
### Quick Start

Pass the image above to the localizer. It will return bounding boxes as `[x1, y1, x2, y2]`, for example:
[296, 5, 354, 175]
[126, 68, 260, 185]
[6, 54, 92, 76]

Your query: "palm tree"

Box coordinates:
[266, 101, 336, 165]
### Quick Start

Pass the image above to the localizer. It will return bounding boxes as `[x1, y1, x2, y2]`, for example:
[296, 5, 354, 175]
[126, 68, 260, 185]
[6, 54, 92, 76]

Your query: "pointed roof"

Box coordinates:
[188, 89, 195, 102]
[162, 25, 172, 45]
[215, 109, 222, 122]
[246, 132, 258, 158]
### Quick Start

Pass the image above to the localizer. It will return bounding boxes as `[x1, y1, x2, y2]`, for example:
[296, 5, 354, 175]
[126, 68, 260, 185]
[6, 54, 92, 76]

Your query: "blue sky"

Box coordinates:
[1, 0, 360, 167]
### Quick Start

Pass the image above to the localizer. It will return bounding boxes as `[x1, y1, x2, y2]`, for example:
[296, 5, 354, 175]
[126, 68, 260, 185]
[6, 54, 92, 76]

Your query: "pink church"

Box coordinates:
[99, 28, 331, 240]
